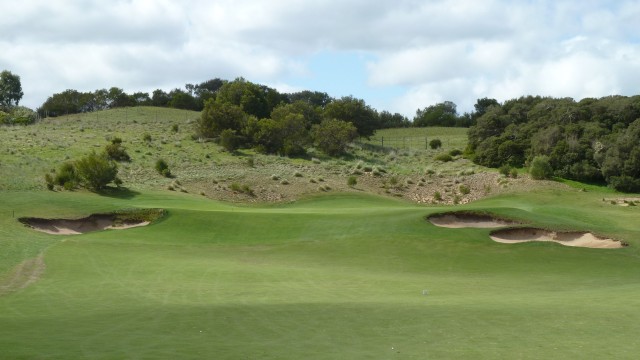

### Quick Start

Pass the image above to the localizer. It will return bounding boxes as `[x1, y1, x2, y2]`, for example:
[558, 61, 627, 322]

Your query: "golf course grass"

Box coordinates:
[1, 187, 639, 359]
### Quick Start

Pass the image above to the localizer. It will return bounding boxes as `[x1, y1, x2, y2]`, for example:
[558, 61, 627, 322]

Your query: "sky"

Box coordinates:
[1, 0, 639, 117]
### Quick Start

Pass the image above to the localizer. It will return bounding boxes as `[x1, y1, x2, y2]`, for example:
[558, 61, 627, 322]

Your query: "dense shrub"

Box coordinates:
[219, 129, 242, 151]
[155, 159, 171, 177]
[499, 164, 512, 177]
[435, 153, 453, 162]
[52, 162, 79, 189]
[104, 138, 131, 162]
[467, 95, 640, 188]
[429, 139, 442, 149]
[530, 155, 553, 180]
[311, 119, 358, 156]
[347, 176, 357, 186]
[74, 151, 119, 191]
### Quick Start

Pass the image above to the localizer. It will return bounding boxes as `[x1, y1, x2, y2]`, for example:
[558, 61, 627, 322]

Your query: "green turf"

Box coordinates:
[1, 189, 639, 359]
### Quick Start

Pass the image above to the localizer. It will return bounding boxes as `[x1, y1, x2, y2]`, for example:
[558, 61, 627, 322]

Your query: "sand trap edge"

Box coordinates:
[428, 211, 521, 229]
[18, 209, 165, 235]
[490, 227, 628, 249]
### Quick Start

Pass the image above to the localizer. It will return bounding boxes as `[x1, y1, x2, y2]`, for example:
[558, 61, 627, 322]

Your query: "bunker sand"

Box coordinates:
[490, 228, 626, 249]
[20, 215, 149, 235]
[429, 213, 519, 228]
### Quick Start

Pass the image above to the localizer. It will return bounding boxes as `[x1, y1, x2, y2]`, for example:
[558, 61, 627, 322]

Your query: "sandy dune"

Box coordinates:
[490, 228, 625, 249]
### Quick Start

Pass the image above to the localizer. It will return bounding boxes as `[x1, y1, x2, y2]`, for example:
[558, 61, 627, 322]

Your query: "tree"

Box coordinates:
[379, 111, 410, 128]
[168, 89, 198, 110]
[311, 119, 358, 156]
[413, 101, 458, 127]
[252, 106, 310, 156]
[0, 70, 24, 110]
[151, 89, 171, 107]
[74, 151, 119, 191]
[287, 91, 333, 108]
[472, 97, 499, 120]
[323, 96, 378, 138]
[215, 78, 276, 119]
[197, 99, 248, 138]
[529, 155, 553, 180]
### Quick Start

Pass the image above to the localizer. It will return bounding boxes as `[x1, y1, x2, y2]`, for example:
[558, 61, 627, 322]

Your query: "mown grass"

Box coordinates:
[1, 188, 640, 359]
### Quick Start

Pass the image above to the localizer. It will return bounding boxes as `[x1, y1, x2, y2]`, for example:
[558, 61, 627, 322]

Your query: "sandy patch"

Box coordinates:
[20, 215, 149, 235]
[490, 228, 626, 249]
[429, 212, 519, 228]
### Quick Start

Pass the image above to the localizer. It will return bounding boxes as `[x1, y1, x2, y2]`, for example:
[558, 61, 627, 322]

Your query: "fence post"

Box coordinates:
[381, 136, 384, 148]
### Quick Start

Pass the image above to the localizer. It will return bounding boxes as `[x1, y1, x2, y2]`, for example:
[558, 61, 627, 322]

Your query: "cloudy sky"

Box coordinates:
[1, 0, 639, 117]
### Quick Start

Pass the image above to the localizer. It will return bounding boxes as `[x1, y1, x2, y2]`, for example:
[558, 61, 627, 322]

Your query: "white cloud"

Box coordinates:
[0, 0, 638, 116]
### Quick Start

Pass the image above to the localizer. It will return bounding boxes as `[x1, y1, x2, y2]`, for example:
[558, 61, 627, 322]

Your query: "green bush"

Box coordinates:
[104, 138, 131, 162]
[311, 119, 358, 156]
[449, 149, 463, 156]
[530, 155, 553, 180]
[608, 176, 640, 193]
[74, 151, 119, 191]
[435, 153, 453, 162]
[499, 164, 512, 177]
[459, 184, 471, 195]
[53, 162, 79, 189]
[347, 176, 357, 186]
[219, 129, 241, 152]
[44, 173, 54, 190]
[429, 139, 442, 149]
[155, 159, 171, 177]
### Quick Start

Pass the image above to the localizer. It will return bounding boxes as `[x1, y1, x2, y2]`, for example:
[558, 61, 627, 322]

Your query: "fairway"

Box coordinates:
[1, 189, 640, 359]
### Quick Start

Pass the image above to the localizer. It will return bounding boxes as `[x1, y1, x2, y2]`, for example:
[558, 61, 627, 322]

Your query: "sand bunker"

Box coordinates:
[20, 214, 149, 235]
[490, 228, 626, 249]
[429, 212, 519, 228]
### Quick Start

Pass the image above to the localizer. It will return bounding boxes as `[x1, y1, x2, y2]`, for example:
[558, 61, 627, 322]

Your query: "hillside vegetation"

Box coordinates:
[468, 95, 640, 191]
[1, 106, 546, 204]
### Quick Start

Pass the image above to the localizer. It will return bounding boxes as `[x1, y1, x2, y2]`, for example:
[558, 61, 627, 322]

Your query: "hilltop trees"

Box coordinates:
[0, 70, 23, 110]
[197, 100, 248, 139]
[324, 96, 379, 138]
[311, 119, 358, 156]
[194, 79, 383, 156]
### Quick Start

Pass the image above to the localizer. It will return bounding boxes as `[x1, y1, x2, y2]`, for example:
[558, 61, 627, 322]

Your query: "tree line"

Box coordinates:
[467, 95, 640, 192]
[36, 77, 415, 129]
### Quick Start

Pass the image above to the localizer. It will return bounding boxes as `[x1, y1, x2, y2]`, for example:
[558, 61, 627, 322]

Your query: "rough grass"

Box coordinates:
[0, 108, 479, 203]
[1, 189, 640, 359]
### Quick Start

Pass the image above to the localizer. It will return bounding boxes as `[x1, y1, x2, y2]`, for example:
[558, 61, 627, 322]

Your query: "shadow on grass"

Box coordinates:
[97, 186, 141, 200]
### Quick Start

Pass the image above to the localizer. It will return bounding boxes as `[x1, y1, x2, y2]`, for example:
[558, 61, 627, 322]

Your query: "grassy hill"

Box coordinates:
[0, 106, 544, 205]
[1, 107, 639, 358]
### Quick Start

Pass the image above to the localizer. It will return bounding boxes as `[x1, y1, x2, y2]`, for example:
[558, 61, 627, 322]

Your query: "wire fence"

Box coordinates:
[365, 136, 429, 150]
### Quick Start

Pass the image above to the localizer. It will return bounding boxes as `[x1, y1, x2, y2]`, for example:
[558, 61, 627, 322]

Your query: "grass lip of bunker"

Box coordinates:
[490, 227, 628, 249]
[428, 211, 521, 228]
[18, 208, 165, 235]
